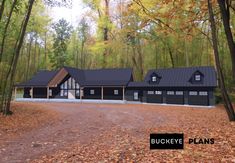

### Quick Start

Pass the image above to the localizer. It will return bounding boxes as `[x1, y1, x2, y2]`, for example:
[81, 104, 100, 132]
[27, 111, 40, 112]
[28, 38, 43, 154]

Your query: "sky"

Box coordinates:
[49, 0, 88, 26]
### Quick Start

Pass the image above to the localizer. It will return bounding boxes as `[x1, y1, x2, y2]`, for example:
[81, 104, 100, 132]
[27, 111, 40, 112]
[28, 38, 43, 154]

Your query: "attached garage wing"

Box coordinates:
[166, 91, 184, 105]
[188, 91, 209, 106]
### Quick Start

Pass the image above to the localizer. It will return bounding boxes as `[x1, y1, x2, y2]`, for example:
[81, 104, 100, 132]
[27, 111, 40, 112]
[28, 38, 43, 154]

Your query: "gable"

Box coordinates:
[144, 66, 217, 87]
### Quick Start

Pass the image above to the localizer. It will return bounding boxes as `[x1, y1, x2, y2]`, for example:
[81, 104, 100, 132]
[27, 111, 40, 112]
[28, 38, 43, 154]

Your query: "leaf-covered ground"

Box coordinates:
[1, 102, 235, 162]
[0, 102, 59, 145]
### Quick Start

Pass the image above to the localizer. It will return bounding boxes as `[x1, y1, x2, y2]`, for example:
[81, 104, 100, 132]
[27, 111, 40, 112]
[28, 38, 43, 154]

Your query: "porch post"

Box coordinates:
[31, 87, 33, 98]
[101, 86, 103, 100]
[122, 86, 125, 101]
[14, 87, 17, 100]
[47, 87, 49, 99]
[80, 87, 82, 100]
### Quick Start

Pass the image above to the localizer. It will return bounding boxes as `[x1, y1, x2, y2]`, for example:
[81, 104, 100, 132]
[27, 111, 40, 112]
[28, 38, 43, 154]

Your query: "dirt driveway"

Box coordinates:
[0, 102, 234, 162]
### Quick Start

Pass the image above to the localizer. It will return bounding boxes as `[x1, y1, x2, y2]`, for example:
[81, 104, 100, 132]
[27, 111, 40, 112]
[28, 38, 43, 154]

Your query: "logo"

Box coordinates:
[150, 133, 184, 149]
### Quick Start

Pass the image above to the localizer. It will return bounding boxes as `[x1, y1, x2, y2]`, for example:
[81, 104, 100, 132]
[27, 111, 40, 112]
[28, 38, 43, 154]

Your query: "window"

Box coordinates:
[189, 91, 197, 96]
[147, 91, 154, 95]
[64, 81, 67, 89]
[176, 91, 183, 95]
[199, 91, 208, 96]
[76, 83, 79, 89]
[64, 90, 68, 96]
[60, 83, 64, 89]
[134, 92, 138, 100]
[60, 90, 68, 96]
[72, 78, 75, 89]
[76, 90, 80, 96]
[195, 75, 201, 81]
[114, 90, 119, 95]
[152, 76, 157, 82]
[155, 91, 162, 95]
[167, 91, 174, 95]
[49, 89, 52, 96]
[68, 78, 71, 89]
[90, 89, 95, 95]
[60, 90, 64, 96]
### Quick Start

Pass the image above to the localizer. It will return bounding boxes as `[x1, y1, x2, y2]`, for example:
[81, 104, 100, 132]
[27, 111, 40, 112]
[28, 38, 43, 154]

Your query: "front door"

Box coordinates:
[68, 90, 76, 99]
[134, 91, 139, 101]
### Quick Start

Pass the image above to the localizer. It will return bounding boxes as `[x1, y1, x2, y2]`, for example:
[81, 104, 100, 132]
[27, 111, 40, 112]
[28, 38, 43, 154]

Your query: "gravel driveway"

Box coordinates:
[0, 102, 234, 162]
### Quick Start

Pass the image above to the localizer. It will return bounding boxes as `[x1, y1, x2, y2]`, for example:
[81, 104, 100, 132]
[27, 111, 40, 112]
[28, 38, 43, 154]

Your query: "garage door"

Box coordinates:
[188, 91, 208, 106]
[146, 91, 162, 103]
[166, 91, 184, 105]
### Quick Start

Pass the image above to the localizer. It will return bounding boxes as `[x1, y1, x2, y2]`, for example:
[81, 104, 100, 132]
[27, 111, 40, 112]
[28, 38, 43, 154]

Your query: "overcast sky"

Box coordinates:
[49, 0, 88, 26]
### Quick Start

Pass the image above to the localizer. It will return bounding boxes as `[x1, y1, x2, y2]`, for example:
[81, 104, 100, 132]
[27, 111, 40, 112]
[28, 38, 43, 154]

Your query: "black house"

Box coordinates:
[126, 66, 217, 106]
[16, 66, 217, 106]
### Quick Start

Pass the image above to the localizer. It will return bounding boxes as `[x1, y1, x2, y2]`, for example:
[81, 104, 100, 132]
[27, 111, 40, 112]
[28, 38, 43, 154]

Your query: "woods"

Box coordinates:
[0, 0, 235, 120]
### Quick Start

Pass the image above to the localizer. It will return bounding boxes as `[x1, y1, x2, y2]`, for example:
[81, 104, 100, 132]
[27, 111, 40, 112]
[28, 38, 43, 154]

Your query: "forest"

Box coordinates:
[0, 0, 235, 120]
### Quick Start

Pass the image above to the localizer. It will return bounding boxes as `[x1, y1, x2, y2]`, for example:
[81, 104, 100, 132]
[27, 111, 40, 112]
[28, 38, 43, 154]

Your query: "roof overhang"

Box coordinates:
[47, 68, 68, 87]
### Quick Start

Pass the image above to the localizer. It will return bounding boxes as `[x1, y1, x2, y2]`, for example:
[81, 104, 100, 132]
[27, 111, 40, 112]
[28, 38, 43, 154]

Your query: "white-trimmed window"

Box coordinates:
[76, 83, 79, 89]
[199, 91, 208, 96]
[195, 75, 201, 81]
[134, 92, 138, 100]
[64, 90, 68, 96]
[147, 91, 154, 95]
[49, 89, 52, 96]
[60, 83, 64, 89]
[76, 90, 80, 96]
[155, 91, 162, 95]
[114, 90, 119, 95]
[152, 76, 157, 82]
[60, 90, 64, 96]
[64, 81, 67, 89]
[90, 89, 95, 95]
[176, 91, 183, 95]
[189, 91, 197, 96]
[72, 78, 75, 89]
[167, 91, 174, 95]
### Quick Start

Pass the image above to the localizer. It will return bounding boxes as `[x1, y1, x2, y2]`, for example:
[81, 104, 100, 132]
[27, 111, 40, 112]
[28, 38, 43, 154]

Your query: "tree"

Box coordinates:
[217, 0, 235, 82]
[50, 18, 72, 69]
[78, 18, 89, 69]
[208, 0, 235, 121]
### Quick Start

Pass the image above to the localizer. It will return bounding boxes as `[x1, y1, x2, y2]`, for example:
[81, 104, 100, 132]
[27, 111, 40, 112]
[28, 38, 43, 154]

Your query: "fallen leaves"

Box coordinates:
[0, 102, 59, 145]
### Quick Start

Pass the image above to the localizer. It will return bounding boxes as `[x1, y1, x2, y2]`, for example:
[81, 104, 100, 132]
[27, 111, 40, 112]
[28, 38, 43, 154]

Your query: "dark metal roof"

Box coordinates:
[17, 67, 133, 87]
[81, 68, 133, 86]
[141, 66, 217, 87]
[16, 70, 58, 87]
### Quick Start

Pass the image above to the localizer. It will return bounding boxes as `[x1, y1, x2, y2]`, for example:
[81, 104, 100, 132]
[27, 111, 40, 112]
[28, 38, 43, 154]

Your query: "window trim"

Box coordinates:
[147, 91, 154, 95]
[114, 90, 119, 95]
[152, 76, 157, 82]
[199, 91, 208, 96]
[90, 89, 95, 95]
[189, 91, 198, 96]
[175, 91, 183, 95]
[167, 91, 174, 95]
[155, 91, 162, 95]
[195, 75, 201, 81]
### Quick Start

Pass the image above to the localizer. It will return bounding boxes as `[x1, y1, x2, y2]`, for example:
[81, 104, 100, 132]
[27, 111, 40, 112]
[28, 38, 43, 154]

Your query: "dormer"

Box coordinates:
[189, 70, 204, 84]
[149, 72, 161, 84]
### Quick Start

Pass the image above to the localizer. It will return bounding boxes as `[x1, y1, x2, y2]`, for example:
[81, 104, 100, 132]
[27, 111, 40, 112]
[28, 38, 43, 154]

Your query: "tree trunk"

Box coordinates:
[3, 0, 35, 115]
[44, 32, 47, 69]
[217, 0, 235, 82]
[0, 0, 17, 63]
[102, 0, 110, 68]
[25, 36, 33, 80]
[0, 0, 6, 22]
[208, 0, 235, 121]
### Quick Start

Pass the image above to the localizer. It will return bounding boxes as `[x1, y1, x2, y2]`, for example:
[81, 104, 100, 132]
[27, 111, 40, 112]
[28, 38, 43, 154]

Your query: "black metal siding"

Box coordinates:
[83, 87, 101, 99]
[103, 87, 123, 100]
